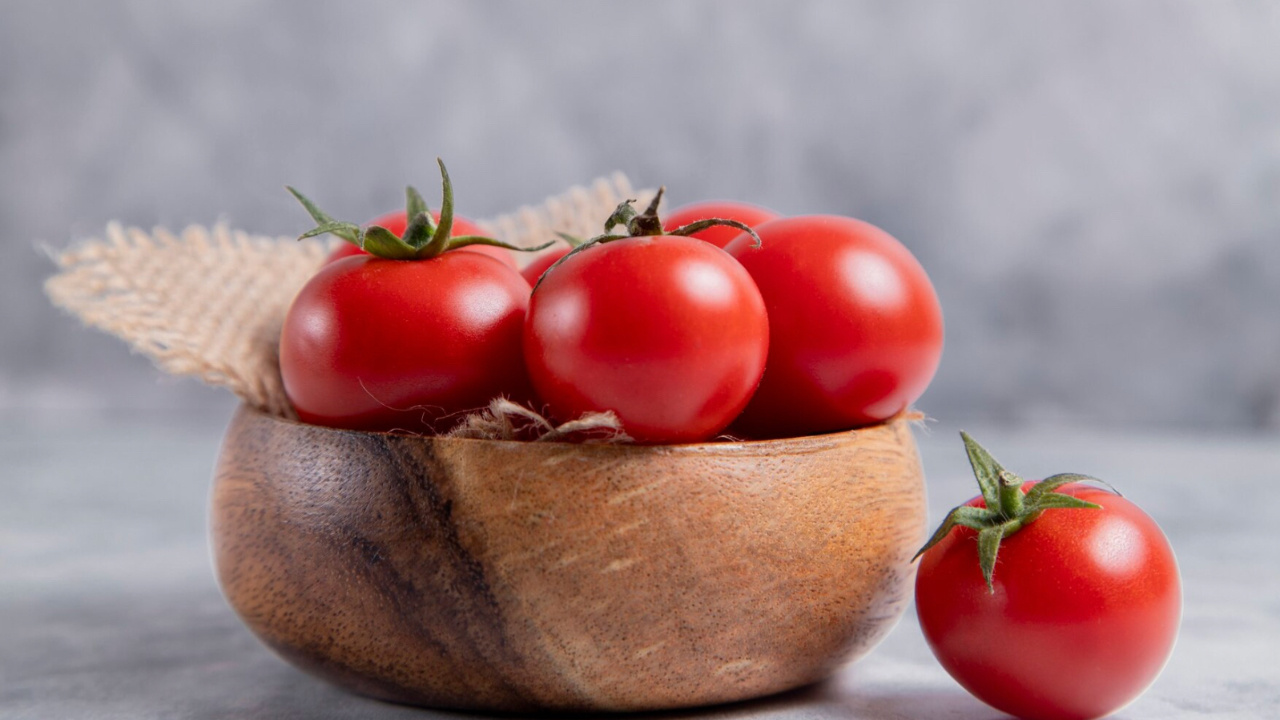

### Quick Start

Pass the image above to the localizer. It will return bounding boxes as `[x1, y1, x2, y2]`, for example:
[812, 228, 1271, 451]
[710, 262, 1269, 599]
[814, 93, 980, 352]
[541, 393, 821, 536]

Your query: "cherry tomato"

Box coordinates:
[520, 245, 572, 286]
[661, 200, 780, 248]
[915, 436, 1181, 720]
[280, 251, 532, 433]
[524, 235, 769, 443]
[325, 209, 518, 270]
[724, 216, 943, 437]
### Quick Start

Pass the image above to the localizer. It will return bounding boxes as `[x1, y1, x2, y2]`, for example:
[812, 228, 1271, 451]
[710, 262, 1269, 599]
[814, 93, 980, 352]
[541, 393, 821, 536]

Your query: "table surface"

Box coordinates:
[3, 410, 1278, 720]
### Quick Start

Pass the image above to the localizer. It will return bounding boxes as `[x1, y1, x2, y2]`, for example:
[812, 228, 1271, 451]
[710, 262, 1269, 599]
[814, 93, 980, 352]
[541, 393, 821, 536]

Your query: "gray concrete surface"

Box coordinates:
[2, 413, 1277, 719]
[3, 2, 1280, 430]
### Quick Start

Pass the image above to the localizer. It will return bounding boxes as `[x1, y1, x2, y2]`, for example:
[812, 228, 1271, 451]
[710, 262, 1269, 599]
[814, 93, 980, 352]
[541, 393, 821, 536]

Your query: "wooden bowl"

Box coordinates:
[210, 405, 927, 713]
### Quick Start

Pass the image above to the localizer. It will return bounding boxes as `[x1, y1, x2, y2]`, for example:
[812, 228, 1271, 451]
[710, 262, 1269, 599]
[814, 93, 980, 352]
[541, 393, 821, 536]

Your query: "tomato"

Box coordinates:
[284, 160, 535, 433]
[524, 233, 769, 444]
[915, 435, 1181, 720]
[325, 209, 518, 271]
[724, 216, 943, 437]
[281, 252, 531, 432]
[519, 247, 570, 285]
[519, 233, 584, 286]
[662, 200, 780, 248]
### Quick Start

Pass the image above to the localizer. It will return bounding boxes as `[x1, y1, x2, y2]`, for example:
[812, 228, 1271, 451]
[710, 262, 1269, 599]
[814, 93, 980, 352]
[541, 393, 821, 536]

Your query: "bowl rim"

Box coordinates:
[236, 404, 921, 455]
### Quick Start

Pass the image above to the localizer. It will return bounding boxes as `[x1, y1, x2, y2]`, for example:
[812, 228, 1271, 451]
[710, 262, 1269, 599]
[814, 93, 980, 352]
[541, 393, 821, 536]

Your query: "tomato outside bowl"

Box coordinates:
[210, 404, 928, 713]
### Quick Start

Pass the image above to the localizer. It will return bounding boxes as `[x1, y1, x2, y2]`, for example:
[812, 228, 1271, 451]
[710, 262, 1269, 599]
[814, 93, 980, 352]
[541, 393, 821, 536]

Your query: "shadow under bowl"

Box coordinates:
[210, 405, 927, 713]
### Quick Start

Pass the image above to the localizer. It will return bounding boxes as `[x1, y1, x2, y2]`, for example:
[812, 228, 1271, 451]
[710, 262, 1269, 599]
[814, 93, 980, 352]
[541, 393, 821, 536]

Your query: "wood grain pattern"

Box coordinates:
[210, 405, 928, 712]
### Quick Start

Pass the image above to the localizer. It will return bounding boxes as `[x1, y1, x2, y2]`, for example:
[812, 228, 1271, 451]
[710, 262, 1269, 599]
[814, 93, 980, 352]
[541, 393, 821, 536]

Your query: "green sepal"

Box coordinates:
[433, 158, 456, 251]
[287, 158, 535, 262]
[1031, 493, 1101, 511]
[600, 188, 764, 248]
[629, 189, 666, 236]
[977, 525, 1006, 591]
[668, 218, 762, 248]
[1026, 472, 1119, 503]
[535, 185, 768, 293]
[603, 197, 640, 234]
[555, 231, 585, 247]
[299, 221, 361, 243]
[912, 504, 995, 561]
[287, 186, 337, 227]
[287, 187, 360, 244]
[400, 211, 438, 252]
[603, 189, 663, 236]
[405, 186, 431, 228]
[362, 226, 418, 259]
[961, 430, 1006, 510]
[913, 432, 1112, 594]
[439, 235, 556, 256]
[529, 233, 628, 292]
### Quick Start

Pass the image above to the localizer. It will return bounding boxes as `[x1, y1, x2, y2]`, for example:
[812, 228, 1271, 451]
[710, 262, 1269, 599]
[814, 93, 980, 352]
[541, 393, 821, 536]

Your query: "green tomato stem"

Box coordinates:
[996, 470, 1026, 519]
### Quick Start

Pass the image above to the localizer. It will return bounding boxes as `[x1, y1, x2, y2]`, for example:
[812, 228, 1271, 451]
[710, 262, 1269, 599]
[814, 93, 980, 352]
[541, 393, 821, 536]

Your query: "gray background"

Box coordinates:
[4, 0, 1280, 431]
[5, 5, 1280, 717]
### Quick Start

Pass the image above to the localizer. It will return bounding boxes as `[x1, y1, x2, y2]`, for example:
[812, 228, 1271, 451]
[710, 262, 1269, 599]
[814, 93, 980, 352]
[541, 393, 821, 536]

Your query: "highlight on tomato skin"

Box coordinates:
[662, 200, 780, 248]
[324, 209, 519, 271]
[724, 215, 943, 438]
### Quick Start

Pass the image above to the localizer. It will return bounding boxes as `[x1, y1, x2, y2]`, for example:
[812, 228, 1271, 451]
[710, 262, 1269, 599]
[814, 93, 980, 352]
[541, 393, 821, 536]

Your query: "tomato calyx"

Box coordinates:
[287, 158, 552, 261]
[531, 187, 762, 291]
[913, 432, 1112, 592]
[602, 186, 763, 245]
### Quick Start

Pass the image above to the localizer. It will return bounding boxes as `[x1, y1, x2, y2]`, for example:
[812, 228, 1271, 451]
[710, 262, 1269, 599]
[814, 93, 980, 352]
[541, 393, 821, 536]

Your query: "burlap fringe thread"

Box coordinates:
[45, 173, 653, 439]
[447, 398, 633, 444]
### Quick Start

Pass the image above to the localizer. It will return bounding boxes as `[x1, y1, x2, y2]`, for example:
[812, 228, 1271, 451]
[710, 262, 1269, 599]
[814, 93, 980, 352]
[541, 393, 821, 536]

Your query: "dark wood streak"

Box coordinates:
[375, 438, 543, 708]
[337, 434, 535, 709]
[210, 405, 928, 713]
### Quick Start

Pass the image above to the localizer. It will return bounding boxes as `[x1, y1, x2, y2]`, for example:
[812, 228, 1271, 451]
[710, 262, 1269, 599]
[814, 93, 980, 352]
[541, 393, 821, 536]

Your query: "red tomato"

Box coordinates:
[524, 235, 769, 443]
[661, 200, 780, 248]
[325, 209, 518, 270]
[280, 252, 532, 433]
[916, 466, 1181, 720]
[724, 216, 942, 437]
[519, 246, 572, 285]
[325, 241, 368, 264]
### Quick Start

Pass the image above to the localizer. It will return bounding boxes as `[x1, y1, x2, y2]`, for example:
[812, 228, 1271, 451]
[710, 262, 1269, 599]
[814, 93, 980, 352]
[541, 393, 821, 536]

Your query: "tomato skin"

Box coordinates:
[524, 235, 769, 444]
[324, 209, 518, 270]
[520, 246, 572, 285]
[280, 252, 532, 433]
[325, 241, 370, 263]
[661, 200, 780, 248]
[724, 216, 943, 437]
[915, 483, 1181, 720]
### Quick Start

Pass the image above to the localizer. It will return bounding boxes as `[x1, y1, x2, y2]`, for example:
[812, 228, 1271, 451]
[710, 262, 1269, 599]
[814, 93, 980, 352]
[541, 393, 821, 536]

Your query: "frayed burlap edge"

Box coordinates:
[447, 398, 633, 444]
[44, 174, 654, 427]
[44, 223, 325, 419]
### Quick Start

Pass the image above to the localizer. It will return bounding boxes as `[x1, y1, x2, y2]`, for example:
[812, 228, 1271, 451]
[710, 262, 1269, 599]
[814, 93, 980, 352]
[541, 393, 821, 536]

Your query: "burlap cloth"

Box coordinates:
[45, 174, 653, 433]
